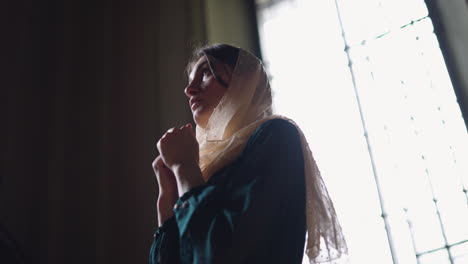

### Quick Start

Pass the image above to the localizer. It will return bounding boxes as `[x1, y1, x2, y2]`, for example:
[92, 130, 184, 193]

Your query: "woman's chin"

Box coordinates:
[193, 109, 213, 129]
[193, 113, 208, 129]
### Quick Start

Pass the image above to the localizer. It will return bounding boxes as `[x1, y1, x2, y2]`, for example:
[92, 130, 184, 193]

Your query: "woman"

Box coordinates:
[151, 44, 347, 264]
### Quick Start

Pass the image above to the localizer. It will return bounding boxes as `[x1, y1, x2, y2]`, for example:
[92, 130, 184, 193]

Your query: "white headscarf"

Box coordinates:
[196, 47, 348, 263]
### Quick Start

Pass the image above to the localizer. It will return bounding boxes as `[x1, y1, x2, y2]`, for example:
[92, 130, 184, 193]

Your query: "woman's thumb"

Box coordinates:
[184, 123, 195, 135]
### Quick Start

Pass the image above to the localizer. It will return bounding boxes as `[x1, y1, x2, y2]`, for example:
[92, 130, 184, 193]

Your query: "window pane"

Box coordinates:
[348, 15, 468, 252]
[257, 0, 468, 263]
[437, 191, 468, 245]
[338, 0, 428, 45]
[451, 242, 468, 264]
[419, 250, 451, 264]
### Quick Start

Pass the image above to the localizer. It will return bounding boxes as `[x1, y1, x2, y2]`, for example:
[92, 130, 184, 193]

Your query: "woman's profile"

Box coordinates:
[151, 43, 347, 264]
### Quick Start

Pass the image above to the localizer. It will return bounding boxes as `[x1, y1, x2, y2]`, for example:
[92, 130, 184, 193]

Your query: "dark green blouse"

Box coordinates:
[149, 118, 306, 264]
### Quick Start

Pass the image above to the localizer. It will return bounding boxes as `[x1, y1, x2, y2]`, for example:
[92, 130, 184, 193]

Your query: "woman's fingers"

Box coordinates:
[158, 124, 193, 146]
[157, 126, 181, 151]
[165, 127, 181, 136]
[187, 123, 195, 137]
[179, 123, 192, 130]
[180, 123, 194, 133]
[179, 123, 190, 129]
[152, 155, 166, 171]
[157, 123, 199, 170]
[152, 156, 178, 205]
[166, 124, 192, 138]
[180, 123, 196, 139]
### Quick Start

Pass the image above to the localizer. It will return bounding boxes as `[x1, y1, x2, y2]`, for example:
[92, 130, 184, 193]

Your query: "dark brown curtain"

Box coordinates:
[2, 0, 195, 263]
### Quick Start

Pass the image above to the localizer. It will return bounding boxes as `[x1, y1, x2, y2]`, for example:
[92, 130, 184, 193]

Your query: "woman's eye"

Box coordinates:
[202, 69, 211, 76]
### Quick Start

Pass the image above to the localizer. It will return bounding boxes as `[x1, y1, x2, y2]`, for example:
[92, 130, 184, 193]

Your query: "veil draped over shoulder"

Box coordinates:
[195, 47, 348, 263]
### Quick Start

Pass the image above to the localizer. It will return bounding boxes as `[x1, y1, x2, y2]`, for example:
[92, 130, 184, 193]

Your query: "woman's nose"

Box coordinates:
[184, 81, 200, 97]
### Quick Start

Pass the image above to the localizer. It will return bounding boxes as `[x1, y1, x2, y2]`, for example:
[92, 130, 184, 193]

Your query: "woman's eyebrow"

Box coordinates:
[196, 61, 209, 72]
[189, 61, 209, 82]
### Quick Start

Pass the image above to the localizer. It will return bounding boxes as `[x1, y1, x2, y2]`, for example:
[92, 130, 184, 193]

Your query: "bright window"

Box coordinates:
[256, 0, 468, 263]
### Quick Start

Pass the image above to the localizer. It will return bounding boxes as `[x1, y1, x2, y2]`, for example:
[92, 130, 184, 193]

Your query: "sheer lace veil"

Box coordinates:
[196, 46, 348, 263]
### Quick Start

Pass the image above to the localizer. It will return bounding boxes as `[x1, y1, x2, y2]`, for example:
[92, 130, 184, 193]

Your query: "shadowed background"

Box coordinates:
[2, 0, 260, 263]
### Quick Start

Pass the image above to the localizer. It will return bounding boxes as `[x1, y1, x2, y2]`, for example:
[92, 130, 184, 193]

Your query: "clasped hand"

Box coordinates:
[153, 123, 204, 226]
[157, 123, 199, 171]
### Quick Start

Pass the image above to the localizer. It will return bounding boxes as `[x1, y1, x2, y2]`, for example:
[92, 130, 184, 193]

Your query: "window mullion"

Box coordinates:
[334, 1, 400, 263]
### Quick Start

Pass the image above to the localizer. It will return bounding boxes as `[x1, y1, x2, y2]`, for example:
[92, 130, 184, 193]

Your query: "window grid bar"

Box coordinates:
[393, 38, 458, 264]
[403, 208, 421, 264]
[416, 239, 468, 258]
[333, 1, 399, 263]
[348, 16, 430, 49]
[451, 151, 468, 204]
[416, 114, 455, 264]
[430, 185, 455, 263]
[464, 187, 468, 204]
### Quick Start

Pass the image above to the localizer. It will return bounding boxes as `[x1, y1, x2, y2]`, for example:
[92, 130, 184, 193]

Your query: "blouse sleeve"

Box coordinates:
[149, 216, 181, 264]
[150, 118, 306, 264]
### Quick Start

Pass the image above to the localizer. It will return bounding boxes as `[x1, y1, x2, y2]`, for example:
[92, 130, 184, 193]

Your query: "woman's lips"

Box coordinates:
[191, 100, 203, 110]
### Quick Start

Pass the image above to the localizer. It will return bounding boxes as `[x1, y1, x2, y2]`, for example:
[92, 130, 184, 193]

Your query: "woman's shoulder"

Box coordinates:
[254, 118, 299, 137]
[245, 118, 301, 149]
[257, 118, 297, 132]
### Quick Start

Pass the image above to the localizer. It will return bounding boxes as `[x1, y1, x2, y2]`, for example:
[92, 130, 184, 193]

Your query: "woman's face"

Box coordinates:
[185, 55, 233, 128]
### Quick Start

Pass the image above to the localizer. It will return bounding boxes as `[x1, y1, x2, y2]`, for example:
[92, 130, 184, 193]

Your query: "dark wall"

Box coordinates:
[2, 0, 261, 262]
[2, 0, 194, 263]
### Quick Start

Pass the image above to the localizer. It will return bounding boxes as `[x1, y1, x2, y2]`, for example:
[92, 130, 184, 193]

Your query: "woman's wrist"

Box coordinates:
[173, 163, 205, 197]
[157, 196, 176, 227]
